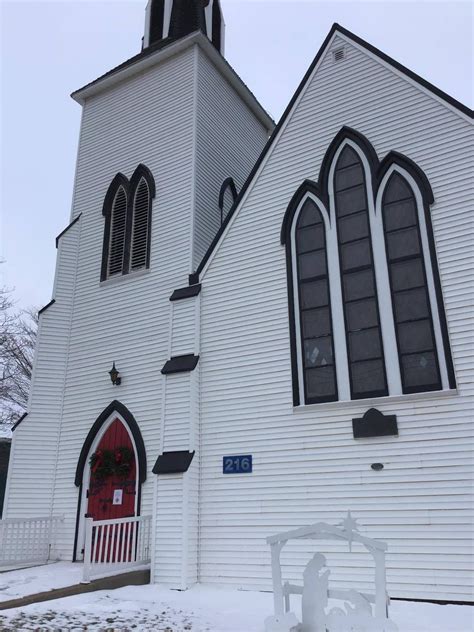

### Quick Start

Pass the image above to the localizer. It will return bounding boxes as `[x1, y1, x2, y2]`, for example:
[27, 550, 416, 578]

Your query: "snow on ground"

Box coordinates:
[0, 562, 83, 603]
[0, 581, 472, 632]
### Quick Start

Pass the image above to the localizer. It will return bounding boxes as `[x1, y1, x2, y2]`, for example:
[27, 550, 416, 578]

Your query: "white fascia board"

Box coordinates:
[71, 32, 274, 133]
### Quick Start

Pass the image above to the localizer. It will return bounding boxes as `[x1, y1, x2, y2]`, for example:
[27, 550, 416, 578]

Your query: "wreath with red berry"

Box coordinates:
[89, 446, 134, 479]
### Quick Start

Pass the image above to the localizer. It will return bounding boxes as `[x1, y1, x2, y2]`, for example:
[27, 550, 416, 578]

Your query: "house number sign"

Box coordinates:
[223, 455, 252, 474]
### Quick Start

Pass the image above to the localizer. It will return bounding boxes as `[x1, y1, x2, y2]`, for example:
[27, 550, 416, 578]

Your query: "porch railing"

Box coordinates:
[82, 515, 152, 583]
[0, 516, 63, 569]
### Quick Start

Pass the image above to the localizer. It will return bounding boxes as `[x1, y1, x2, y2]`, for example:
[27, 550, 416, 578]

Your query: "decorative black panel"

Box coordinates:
[352, 408, 398, 438]
[161, 354, 200, 374]
[153, 451, 195, 475]
[170, 284, 202, 301]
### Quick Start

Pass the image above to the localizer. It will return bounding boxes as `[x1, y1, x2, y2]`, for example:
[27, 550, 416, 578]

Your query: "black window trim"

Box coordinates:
[101, 164, 156, 282]
[381, 170, 442, 394]
[294, 197, 338, 405]
[281, 126, 456, 407]
[332, 142, 389, 401]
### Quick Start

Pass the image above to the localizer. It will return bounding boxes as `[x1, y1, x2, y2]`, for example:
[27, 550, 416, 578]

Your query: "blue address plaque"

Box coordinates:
[223, 455, 252, 474]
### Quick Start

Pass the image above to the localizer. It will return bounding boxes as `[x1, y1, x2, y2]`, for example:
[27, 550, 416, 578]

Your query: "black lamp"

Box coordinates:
[109, 362, 121, 385]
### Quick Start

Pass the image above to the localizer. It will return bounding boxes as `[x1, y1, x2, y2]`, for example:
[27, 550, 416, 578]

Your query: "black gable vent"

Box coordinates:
[333, 47, 346, 62]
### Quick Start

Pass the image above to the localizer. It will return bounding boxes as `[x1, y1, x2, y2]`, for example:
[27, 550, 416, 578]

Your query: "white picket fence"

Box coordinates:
[82, 515, 152, 583]
[0, 516, 63, 569]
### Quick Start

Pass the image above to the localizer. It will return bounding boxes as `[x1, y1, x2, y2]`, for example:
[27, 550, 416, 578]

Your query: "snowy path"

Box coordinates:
[0, 562, 83, 603]
[0, 583, 472, 631]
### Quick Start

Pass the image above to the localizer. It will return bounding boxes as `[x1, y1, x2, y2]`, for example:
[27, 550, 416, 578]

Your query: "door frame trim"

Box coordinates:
[73, 401, 146, 561]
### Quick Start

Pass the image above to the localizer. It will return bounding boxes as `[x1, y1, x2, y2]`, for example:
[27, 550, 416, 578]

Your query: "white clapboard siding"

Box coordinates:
[4, 219, 81, 524]
[48, 46, 198, 558]
[153, 475, 184, 587]
[198, 34, 474, 601]
[36, 38, 263, 559]
[193, 47, 271, 268]
[170, 300, 196, 356]
[5, 41, 263, 559]
[163, 374, 191, 451]
[154, 295, 201, 587]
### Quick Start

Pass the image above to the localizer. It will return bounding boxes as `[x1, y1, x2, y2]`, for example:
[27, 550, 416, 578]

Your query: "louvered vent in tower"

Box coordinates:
[107, 187, 127, 277]
[130, 178, 150, 271]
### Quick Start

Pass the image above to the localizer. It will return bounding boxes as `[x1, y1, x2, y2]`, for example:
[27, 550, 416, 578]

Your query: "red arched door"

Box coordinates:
[87, 418, 137, 522]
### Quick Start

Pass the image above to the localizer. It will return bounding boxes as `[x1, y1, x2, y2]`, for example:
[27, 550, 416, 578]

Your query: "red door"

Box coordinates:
[86, 419, 137, 561]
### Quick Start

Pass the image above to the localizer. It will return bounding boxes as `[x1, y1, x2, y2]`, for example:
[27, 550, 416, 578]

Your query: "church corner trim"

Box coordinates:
[11, 412, 28, 432]
[55, 214, 82, 249]
[38, 299, 56, 317]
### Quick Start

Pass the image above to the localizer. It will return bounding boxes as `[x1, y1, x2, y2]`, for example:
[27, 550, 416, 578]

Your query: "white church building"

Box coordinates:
[4, 0, 473, 603]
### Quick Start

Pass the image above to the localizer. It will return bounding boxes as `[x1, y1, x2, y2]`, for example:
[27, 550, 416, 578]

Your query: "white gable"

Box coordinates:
[199, 30, 473, 280]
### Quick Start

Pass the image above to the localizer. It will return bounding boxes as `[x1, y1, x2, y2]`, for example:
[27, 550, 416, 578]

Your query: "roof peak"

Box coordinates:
[330, 23, 472, 119]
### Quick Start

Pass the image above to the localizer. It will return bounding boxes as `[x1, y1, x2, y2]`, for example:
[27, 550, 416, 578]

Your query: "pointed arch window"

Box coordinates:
[382, 172, 441, 393]
[295, 198, 337, 403]
[130, 177, 151, 271]
[101, 165, 155, 281]
[282, 127, 455, 407]
[107, 186, 128, 277]
[334, 146, 387, 399]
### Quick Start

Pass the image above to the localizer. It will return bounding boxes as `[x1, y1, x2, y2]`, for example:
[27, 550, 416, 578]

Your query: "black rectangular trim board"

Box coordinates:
[352, 408, 398, 438]
[153, 450, 195, 474]
[170, 284, 202, 301]
[161, 354, 200, 374]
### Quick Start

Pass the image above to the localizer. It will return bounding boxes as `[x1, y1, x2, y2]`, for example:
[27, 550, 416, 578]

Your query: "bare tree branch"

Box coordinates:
[0, 287, 38, 432]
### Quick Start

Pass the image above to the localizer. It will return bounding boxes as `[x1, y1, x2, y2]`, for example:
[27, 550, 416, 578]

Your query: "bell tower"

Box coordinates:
[143, 0, 225, 54]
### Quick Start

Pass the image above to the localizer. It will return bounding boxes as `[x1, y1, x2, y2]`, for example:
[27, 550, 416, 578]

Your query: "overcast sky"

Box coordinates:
[1, 0, 472, 310]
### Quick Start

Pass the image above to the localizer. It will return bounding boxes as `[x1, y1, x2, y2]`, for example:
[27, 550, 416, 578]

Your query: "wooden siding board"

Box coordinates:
[198, 36, 474, 600]
[4, 221, 81, 522]
[6, 48, 198, 561]
[194, 49, 269, 268]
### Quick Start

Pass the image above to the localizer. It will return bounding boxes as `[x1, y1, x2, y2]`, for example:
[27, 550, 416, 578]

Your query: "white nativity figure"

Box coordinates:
[301, 553, 329, 632]
[264, 511, 398, 632]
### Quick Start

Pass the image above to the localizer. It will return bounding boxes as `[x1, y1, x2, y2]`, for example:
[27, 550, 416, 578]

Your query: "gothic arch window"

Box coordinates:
[333, 145, 388, 400]
[282, 127, 455, 406]
[107, 186, 128, 277]
[101, 165, 155, 281]
[219, 177, 238, 225]
[294, 197, 337, 403]
[130, 177, 152, 271]
[381, 170, 441, 393]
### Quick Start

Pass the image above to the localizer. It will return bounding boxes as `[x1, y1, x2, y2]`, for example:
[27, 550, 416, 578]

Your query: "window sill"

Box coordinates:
[293, 388, 458, 413]
[100, 267, 150, 288]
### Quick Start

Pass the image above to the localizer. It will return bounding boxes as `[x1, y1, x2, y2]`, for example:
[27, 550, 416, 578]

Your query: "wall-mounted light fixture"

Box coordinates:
[109, 362, 122, 386]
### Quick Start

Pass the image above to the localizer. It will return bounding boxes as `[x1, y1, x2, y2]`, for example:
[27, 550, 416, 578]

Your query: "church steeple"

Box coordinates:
[143, 0, 224, 54]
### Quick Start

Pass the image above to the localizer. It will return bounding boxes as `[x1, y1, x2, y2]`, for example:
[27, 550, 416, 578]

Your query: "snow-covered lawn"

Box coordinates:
[0, 564, 472, 631]
[0, 583, 472, 631]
